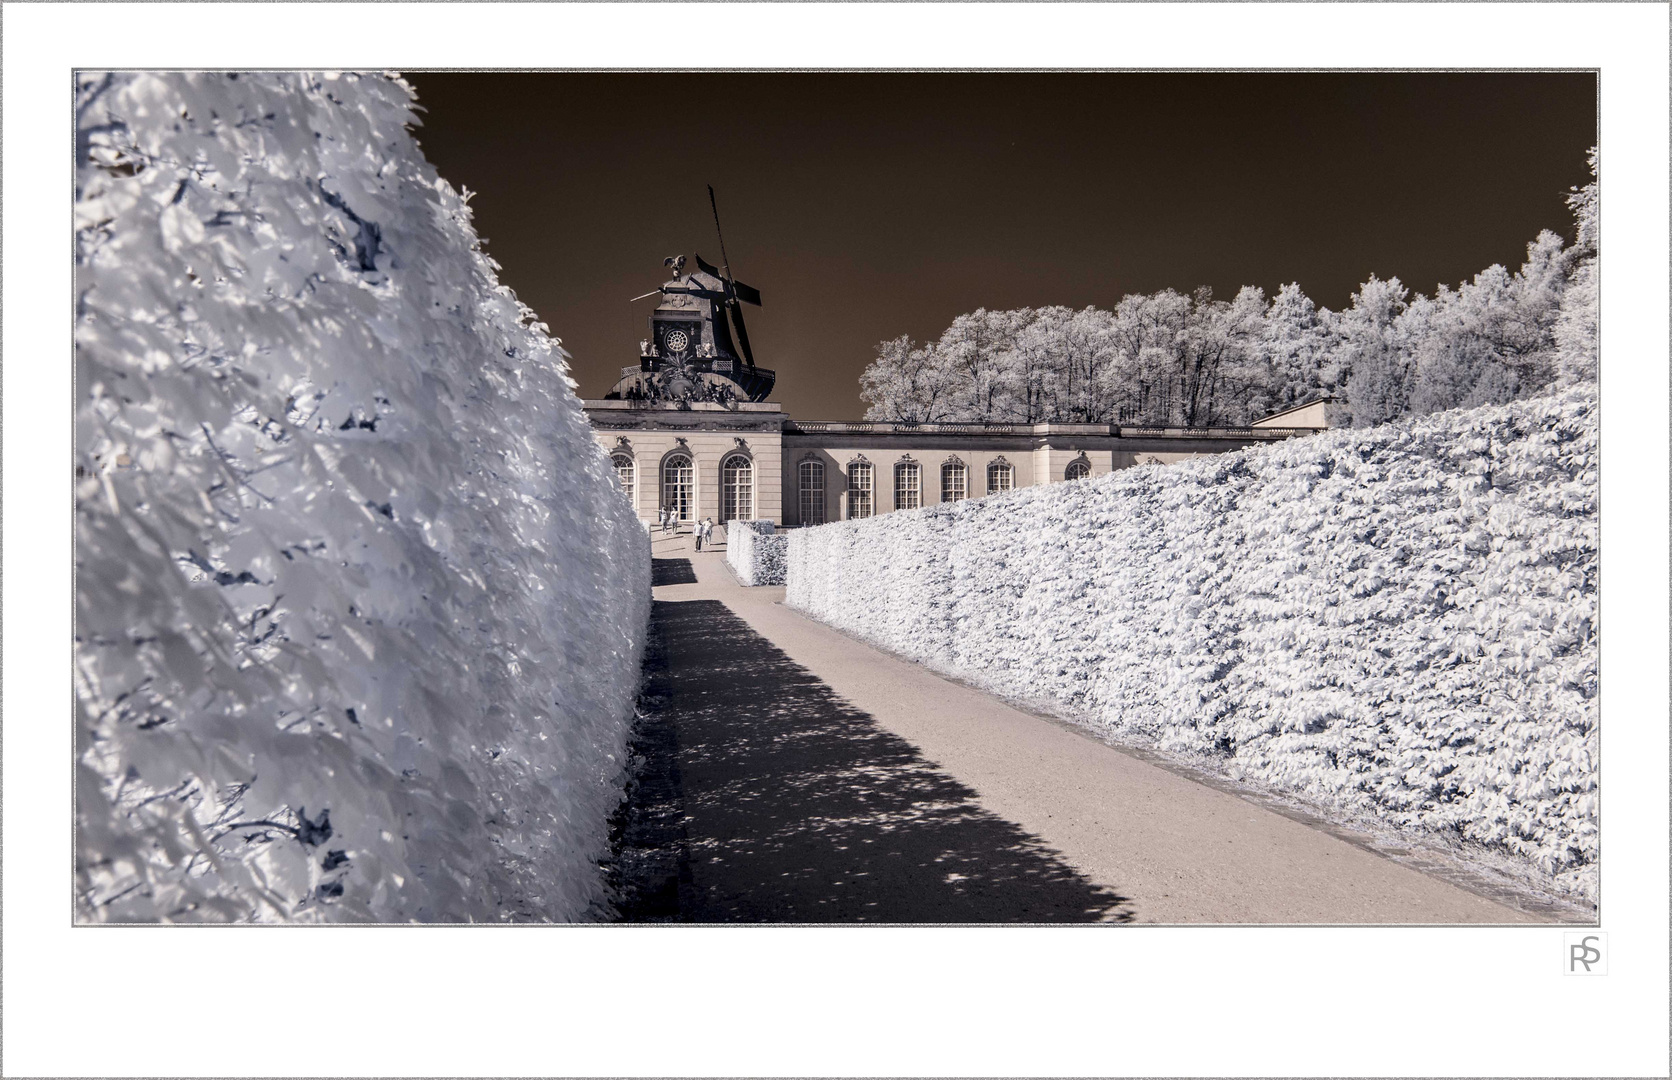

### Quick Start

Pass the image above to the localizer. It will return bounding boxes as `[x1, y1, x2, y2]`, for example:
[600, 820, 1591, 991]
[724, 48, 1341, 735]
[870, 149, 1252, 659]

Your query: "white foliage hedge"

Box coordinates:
[725, 519, 787, 586]
[75, 72, 650, 922]
[788, 388, 1599, 902]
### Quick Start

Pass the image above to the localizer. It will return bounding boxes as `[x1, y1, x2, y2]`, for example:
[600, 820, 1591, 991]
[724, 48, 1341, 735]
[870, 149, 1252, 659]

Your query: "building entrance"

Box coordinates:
[663, 454, 694, 521]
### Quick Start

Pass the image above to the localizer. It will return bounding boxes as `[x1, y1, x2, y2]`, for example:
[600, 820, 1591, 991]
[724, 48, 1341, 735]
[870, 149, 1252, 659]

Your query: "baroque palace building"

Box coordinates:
[585, 255, 1328, 529]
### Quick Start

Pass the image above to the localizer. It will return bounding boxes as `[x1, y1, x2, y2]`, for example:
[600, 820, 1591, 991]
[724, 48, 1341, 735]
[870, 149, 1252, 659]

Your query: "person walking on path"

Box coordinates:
[695, 516, 709, 551]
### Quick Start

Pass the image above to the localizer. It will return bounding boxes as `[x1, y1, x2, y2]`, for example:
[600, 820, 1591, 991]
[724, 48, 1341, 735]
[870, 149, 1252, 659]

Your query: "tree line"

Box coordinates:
[861, 151, 1599, 429]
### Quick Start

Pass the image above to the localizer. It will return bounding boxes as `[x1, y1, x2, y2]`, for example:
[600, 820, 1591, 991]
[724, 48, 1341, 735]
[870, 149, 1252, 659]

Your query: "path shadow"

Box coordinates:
[608, 599, 1133, 923]
[651, 558, 698, 587]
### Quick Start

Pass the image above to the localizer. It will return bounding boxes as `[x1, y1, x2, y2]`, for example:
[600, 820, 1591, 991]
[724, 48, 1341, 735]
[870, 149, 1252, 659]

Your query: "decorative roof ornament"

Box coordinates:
[606, 189, 775, 404]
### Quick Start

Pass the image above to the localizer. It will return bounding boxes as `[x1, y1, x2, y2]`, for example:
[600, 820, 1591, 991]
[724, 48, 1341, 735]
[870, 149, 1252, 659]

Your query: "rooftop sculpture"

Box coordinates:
[604, 188, 776, 406]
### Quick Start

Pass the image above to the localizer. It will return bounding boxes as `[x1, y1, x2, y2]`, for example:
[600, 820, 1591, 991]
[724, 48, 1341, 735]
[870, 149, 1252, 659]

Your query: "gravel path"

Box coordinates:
[615, 531, 1547, 924]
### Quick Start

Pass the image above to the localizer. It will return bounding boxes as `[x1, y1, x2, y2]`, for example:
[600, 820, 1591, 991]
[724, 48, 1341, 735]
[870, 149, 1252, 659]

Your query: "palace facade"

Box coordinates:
[584, 256, 1327, 528]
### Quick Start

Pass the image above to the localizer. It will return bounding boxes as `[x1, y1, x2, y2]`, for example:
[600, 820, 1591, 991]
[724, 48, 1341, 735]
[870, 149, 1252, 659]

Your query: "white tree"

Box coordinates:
[860, 334, 953, 422]
[1106, 289, 1191, 424]
[1409, 231, 1568, 416]
[1055, 306, 1119, 422]
[1407, 285, 1476, 415]
[1007, 306, 1069, 423]
[1256, 282, 1331, 419]
[1506, 229, 1571, 391]
[1334, 275, 1413, 428]
[1209, 285, 1271, 426]
[1171, 286, 1269, 428]
[936, 308, 1034, 421]
[861, 147, 1593, 431]
[1554, 147, 1598, 385]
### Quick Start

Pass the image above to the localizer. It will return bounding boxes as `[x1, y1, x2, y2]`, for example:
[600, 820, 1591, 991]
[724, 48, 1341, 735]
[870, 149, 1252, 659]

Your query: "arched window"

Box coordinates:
[941, 459, 968, 503]
[798, 459, 826, 525]
[847, 462, 874, 519]
[987, 460, 1013, 495]
[894, 461, 921, 511]
[722, 454, 753, 523]
[1065, 458, 1092, 482]
[662, 453, 694, 521]
[610, 453, 635, 501]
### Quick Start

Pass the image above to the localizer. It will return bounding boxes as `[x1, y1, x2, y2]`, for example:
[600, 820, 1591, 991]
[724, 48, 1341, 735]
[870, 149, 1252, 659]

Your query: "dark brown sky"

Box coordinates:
[404, 72, 1595, 421]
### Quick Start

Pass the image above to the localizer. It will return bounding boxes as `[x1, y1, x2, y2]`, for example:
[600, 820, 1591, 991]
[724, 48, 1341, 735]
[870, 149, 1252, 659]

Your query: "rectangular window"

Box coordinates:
[894, 462, 921, 511]
[987, 461, 1013, 495]
[612, 454, 635, 501]
[722, 455, 753, 522]
[941, 462, 967, 503]
[847, 463, 873, 519]
[799, 460, 826, 525]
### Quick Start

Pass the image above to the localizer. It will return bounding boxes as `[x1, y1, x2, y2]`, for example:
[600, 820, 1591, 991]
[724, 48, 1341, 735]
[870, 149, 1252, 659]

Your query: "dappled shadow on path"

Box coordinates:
[651, 558, 698, 586]
[609, 599, 1132, 923]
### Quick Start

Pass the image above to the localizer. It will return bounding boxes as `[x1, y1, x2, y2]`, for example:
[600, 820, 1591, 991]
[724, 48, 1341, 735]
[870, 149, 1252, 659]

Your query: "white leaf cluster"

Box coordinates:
[75, 72, 650, 922]
[860, 149, 1599, 434]
[1554, 148, 1599, 387]
[788, 388, 1598, 902]
[725, 519, 787, 586]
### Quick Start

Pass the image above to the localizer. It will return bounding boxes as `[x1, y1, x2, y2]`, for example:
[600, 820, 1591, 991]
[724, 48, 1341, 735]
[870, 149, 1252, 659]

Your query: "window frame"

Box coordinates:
[798, 458, 826, 526]
[721, 452, 754, 523]
[894, 460, 922, 511]
[1065, 458, 1092, 482]
[847, 461, 874, 519]
[662, 452, 695, 521]
[987, 459, 1013, 495]
[611, 452, 636, 502]
[940, 459, 968, 504]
